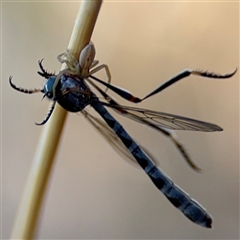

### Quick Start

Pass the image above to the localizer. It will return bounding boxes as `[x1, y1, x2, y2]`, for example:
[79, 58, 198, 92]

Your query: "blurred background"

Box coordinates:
[2, 1, 239, 239]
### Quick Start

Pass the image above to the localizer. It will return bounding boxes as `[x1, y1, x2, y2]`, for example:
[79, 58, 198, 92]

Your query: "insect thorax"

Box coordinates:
[55, 74, 93, 112]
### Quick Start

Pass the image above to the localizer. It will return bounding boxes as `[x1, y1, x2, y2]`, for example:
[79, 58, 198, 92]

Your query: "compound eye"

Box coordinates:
[46, 92, 53, 99]
[43, 76, 57, 99]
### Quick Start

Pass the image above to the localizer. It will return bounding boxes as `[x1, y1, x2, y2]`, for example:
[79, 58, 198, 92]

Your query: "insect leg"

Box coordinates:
[158, 128, 201, 172]
[90, 68, 237, 103]
[9, 76, 43, 94]
[57, 51, 80, 74]
[35, 100, 56, 125]
[88, 79, 200, 171]
[89, 64, 111, 85]
[142, 68, 237, 101]
[90, 60, 99, 69]
[37, 59, 55, 78]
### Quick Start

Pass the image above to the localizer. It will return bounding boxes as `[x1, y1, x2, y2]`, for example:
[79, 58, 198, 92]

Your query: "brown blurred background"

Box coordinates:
[2, 1, 239, 239]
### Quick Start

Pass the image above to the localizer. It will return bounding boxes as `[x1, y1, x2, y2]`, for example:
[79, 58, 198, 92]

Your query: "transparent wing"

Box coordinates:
[81, 110, 158, 168]
[87, 79, 201, 171]
[101, 103, 222, 132]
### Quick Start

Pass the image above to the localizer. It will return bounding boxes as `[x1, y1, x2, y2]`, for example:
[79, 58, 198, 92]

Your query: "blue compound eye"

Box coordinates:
[43, 76, 56, 99]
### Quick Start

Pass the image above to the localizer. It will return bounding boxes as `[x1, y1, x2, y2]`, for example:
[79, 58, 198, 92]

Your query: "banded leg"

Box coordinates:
[35, 101, 56, 125]
[88, 79, 200, 171]
[9, 74, 56, 125]
[9, 76, 43, 94]
[92, 101, 212, 228]
[89, 68, 237, 103]
[37, 59, 55, 78]
[37, 59, 76, 98]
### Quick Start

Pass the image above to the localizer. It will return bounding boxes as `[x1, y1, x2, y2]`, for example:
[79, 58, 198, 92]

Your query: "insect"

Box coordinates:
[9, 43, 236, 228]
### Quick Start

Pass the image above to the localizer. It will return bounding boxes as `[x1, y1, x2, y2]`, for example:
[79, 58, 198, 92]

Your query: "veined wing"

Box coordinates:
[81, 110, 158, 168]
[98, 103, 201, 171]
[87, 79, 200, 171]
[100, 102, 222, 132]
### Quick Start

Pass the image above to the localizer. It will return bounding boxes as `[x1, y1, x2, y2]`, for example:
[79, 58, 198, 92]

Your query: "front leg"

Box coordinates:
[57, 50, 81, 75]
